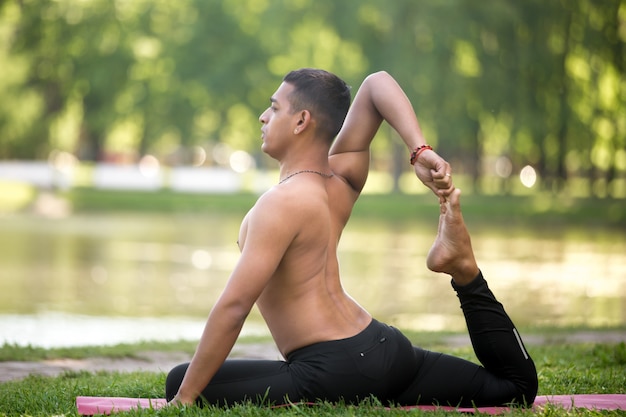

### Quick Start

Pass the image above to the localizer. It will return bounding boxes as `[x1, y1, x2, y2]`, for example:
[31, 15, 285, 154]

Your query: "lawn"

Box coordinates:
[0, 337, 624, 416]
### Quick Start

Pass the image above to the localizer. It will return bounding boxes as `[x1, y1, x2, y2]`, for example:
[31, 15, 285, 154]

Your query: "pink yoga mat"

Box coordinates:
[76, 394, 626, 415]
[76, 397, 167, 414]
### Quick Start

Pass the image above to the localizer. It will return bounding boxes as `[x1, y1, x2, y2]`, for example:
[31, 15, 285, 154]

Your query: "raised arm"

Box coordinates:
[329, 71, 452, 198]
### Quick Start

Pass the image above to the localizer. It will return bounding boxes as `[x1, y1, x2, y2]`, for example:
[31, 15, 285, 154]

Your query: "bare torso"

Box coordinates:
[237, 173, 371, 357]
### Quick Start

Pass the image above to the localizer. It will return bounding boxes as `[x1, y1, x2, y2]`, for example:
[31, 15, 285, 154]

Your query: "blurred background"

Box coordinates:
[0, 0, 624, 348]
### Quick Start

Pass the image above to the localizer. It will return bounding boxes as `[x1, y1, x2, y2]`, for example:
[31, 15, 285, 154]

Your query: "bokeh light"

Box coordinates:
[520, 165, 537, 188]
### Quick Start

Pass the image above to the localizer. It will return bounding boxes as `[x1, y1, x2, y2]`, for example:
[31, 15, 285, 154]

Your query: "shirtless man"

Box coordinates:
[166, 69, 537, 407]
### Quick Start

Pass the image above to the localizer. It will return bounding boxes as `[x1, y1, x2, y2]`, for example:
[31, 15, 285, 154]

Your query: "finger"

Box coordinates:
[431, 160, 451, 179]
[427, 181, 454, 201]
[431, 166, 452, 180]
[431, 170, 453, 188]
[430, 167, 446, 180]
[437, 184, 455, 197]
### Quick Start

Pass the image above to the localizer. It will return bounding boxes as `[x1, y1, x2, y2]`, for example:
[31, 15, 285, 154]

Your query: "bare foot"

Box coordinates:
[426, 189, 480, 286]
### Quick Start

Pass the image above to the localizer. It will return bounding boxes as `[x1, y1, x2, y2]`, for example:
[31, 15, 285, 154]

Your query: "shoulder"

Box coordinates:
[256, 182, 319, 208]
[248, 183, 322, 227]
[242, 182, 327, 253]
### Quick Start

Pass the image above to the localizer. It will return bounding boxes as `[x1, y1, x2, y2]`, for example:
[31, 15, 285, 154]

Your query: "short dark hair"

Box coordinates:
[283, 68, 351, 142]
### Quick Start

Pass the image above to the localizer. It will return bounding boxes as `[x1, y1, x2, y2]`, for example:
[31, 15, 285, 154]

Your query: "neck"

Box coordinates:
[278, 169, 334, 184]
[278, 151, 330, 178]
[278, 153, 332, 185]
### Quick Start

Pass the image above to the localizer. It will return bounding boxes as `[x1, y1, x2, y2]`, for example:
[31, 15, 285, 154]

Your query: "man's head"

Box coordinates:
[282, 68, 351, 143]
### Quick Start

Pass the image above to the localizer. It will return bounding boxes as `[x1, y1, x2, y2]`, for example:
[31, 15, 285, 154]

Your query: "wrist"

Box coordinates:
[174, 393, 195, 406]
[409, 145, 433, 165]
[175, 384, 199, 406]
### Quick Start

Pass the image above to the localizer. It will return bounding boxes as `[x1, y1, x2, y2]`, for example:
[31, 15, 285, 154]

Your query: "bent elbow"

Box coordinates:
[366, 71, 391, 82]
[211, 299, 252, 328]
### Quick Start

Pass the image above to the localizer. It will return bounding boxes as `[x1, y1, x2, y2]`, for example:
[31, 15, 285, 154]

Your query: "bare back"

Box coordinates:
[238, 173, 371, 357]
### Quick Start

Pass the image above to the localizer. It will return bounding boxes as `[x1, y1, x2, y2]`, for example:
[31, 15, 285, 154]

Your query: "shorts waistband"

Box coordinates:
[286, 318, 387, 360]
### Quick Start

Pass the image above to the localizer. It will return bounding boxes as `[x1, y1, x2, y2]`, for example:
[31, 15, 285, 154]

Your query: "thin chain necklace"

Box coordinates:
[279, 169, 334, 184]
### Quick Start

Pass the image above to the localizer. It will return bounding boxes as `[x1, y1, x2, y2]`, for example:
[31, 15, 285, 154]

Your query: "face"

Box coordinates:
[259, 82, 297, 159]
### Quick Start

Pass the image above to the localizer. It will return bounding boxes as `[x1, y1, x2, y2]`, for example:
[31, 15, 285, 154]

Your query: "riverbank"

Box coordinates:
[2, 329, 624, 383]
[0, 342, 280, 383]
[2, 184, 624, 228]
[64, 188, 626, 228]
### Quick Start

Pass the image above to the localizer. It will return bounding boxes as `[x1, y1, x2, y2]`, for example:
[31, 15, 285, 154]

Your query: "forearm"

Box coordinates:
[331, 71, 427, 156]
[364, 71, 427, 150]
[174, 305, 247, 404]
[365, 72, 452, 197]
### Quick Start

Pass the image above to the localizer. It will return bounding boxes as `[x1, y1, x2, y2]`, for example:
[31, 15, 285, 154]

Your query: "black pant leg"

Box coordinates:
[165, 321, 420, 407]
[453, 271, 538, 405]
[165, 359, 300, 407]
[395, 347, 531, 407]
[394, 272, 537, 407]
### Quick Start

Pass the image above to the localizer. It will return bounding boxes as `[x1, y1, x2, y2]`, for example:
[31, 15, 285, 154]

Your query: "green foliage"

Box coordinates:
[0, 0, 624, 197]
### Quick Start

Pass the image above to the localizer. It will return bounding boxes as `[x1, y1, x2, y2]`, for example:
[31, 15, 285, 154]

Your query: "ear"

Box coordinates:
[293, 110, 312, 135]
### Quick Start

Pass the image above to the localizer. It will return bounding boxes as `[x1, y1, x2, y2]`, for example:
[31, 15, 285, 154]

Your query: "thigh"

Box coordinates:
[393, 348, 519, 407]
[166, 359, 300, 406]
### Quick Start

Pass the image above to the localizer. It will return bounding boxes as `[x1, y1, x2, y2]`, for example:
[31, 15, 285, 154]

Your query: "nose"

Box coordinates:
[259, 108, 268, 124]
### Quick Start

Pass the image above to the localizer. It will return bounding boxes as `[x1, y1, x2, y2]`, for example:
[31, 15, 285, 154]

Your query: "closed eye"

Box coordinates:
[269, 97, 278, 111]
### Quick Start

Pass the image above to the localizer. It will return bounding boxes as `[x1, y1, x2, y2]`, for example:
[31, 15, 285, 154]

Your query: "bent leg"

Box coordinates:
[165, 359, 299, 407]
[454, 271, 537, 405]
[394, 347, 523, 407]
[395, 272, 537, 407]
[402, 189, 538, 406]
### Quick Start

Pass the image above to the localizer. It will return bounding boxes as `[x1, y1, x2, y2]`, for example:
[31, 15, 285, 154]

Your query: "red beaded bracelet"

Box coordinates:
[410, 145, 433, 165]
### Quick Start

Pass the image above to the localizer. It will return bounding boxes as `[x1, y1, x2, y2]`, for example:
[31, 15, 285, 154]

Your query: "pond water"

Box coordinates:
[0, 211, 624, 347]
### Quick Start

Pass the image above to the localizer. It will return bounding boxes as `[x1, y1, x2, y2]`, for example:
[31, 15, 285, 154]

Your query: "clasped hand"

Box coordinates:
[413, 150, 454, 202]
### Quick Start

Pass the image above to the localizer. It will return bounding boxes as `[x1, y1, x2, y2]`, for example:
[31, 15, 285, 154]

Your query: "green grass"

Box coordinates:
[60, 188, 626, 228]
[63, 188, 260, 216]
[1, 334, 625, 416]
[0, 342, 625, 416]
[0, 340, 197, 363]
[0, 334, 275, 363]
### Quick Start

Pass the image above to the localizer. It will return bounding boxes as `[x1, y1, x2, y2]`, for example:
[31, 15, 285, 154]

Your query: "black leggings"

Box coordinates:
[166, 320, 419, 406]
[165, 272, 538, 407]
[394, 272, 538, 407]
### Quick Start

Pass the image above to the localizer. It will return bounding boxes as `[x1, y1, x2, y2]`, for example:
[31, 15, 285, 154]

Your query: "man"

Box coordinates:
[166, 69, 537, 407]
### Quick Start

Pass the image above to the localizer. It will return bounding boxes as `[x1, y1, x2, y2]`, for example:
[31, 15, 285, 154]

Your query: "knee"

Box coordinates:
[522, 369, 539, 405]
[165, 363, 189, 401]
[515, 362, 538, 406]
